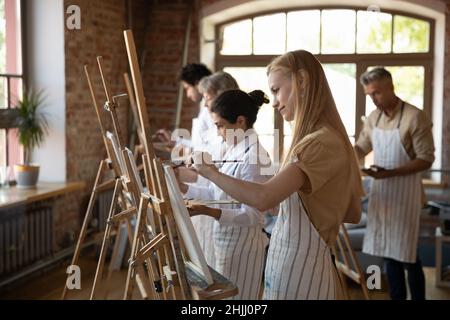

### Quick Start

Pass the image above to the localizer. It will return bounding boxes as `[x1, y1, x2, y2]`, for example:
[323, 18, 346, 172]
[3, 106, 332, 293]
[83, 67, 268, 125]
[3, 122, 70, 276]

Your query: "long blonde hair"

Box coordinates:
[268, 50, 364, 222]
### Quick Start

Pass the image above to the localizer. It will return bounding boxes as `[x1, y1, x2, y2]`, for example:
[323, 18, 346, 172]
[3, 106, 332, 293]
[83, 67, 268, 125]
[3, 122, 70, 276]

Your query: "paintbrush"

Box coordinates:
[172, 159, 243, 169]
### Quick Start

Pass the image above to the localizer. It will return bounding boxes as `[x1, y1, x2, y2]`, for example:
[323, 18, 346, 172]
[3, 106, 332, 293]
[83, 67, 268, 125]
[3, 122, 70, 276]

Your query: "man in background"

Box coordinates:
[354, 67, 435, 300]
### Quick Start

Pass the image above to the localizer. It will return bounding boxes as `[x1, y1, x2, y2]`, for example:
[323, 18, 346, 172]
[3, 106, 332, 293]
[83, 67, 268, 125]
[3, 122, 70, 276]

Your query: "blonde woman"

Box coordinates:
[190, 50, 364, 300]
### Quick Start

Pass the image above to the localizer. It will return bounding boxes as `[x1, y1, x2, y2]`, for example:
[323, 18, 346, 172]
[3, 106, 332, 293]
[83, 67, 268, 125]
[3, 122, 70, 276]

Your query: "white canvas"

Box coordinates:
[163, 164, 214, 285]
[106, 131, 127, 175]
[123, 148, 156, 235]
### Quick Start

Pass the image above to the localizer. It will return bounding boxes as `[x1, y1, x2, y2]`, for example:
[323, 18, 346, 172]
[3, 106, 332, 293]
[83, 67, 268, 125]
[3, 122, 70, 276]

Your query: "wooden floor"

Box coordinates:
[346, 267, 450, 300]
[1, 250, 449, 300]
[0, 250, 142, 300]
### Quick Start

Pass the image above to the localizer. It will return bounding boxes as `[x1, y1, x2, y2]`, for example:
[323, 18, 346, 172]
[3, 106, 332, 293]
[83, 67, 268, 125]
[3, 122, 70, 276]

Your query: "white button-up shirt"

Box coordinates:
[185, 130, 272, 227]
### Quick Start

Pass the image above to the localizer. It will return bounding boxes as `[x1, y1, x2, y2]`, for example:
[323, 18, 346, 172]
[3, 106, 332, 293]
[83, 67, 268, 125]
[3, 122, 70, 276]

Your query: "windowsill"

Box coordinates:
[0, 181, 86, 210]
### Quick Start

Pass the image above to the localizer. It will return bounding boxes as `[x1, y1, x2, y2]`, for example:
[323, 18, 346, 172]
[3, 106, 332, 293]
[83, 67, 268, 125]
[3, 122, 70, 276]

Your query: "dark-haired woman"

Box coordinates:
[180, 90, 271, 300]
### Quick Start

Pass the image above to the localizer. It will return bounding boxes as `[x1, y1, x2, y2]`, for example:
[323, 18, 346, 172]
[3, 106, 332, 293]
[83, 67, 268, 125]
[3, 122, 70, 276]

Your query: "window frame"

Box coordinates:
[214, 6, 434, 158]
[0, 0, 26, 167]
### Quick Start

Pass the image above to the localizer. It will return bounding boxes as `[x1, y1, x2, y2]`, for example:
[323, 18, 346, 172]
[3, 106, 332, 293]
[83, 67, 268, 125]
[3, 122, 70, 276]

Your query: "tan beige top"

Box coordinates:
[292, 126, 357, 246]
[355, 99, 435, 163]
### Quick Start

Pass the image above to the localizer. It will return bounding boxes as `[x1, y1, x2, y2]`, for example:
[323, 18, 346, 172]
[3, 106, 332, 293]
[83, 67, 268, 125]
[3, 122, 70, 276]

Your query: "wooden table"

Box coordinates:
[0, 181, 86, 210]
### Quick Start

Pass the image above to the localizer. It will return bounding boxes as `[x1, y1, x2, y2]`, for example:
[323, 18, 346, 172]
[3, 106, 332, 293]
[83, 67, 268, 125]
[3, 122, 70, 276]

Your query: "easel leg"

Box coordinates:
[124, 196, 148, 299]
[340, 226, 370, 300]
[332, 246, 351, 300]
[90, 179, 122, 299]
[61, 160, 106, 300]
[103, 221, 124, 299]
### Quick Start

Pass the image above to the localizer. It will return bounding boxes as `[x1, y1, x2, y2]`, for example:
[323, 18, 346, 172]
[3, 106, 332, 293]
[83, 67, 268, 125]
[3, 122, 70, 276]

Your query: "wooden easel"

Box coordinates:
[122, 29, 190, 299]
[332, 224, 370, 300]
[62, 63, 155, 300]
[123, 72, 146, 163]
[122, 29, 238, 300]
[61, 64, 129, 300]
[88, 56, 164, 300]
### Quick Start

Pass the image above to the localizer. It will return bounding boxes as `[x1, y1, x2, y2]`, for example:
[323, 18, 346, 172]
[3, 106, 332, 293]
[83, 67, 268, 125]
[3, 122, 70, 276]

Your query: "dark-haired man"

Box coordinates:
[154, 63, 212, 150]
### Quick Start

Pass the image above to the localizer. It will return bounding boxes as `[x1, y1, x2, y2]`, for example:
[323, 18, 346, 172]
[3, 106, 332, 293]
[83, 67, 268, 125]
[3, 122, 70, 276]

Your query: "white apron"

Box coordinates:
[212, 134, 268, 300]
[264, 161, 339, 299]
[190, 103, 223, 268]
[191, 215, 216, 267]
[362, 103, 422, 263]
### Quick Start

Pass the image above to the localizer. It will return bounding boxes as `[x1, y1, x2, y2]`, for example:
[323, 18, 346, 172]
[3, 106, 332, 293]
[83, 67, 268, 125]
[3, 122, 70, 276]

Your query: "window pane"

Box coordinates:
[283, 133, 292, 156]
[283, 120, 293, 161]
[0, 1, 5, 73]
[223, 67, 274, 159]
[323, 63, 356, 137]
[0, 0, 22, 74]
[10, 76, 22, 106]
[365, 65, 425, 115]
[0, 77, 5, 108]
[321, 10, 356, 54]
[253, 13, 286, 55]
[357, 11, 392, 53]
[0, 76, 21, 108]
[0, 129, 5, 167]
[220, 19, 252, 55]
[393, 15, 429, 53]
[287, 10, 320, 54]
[283, 119, 292, 136]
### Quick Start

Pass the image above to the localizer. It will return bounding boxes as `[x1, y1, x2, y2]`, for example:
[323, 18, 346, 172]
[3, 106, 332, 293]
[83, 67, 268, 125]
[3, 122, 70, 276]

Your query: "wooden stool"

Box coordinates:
[435, 227, 450, 288]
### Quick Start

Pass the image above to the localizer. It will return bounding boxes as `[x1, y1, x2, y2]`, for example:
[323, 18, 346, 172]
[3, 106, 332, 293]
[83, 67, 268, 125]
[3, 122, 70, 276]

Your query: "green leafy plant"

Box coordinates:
[15, 88, 48, 165]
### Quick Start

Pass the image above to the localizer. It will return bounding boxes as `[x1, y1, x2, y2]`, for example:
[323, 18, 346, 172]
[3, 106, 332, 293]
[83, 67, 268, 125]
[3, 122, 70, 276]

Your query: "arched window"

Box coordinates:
[215, 7, 433, 162]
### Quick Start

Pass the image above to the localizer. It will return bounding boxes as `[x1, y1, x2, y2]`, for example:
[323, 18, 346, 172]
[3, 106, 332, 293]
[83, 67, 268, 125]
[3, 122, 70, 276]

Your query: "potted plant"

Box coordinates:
[13, 88, 48, 188]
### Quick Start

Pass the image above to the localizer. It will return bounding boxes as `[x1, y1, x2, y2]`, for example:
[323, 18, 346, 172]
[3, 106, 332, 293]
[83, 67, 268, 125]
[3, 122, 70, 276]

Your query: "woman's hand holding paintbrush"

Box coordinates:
[172, 152, 243, 170]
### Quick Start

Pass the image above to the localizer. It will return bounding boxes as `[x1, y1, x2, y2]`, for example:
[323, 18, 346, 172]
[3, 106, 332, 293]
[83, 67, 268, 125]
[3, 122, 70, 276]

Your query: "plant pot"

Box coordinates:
[14, 164, 40, 188]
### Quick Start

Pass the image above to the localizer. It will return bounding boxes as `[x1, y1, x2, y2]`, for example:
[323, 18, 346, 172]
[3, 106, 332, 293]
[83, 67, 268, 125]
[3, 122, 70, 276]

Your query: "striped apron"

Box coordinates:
[212, 140, 268, 300]
[362, 103, 422, 263]
[191, 215, 216, 267]
[190, 114, 224, 268]
[214, 225, 267, 300]
[264, 189, 338, 299]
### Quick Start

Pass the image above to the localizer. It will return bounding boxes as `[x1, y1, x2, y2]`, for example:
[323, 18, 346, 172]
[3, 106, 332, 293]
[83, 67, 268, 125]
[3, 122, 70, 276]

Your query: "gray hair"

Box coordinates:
[198, 71, 239, 96]
[360, 67, 392, 86]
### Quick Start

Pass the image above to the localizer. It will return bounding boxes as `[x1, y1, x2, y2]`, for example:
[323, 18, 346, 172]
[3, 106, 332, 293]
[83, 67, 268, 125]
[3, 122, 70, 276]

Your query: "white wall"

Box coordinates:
[26, 0, 66, 182]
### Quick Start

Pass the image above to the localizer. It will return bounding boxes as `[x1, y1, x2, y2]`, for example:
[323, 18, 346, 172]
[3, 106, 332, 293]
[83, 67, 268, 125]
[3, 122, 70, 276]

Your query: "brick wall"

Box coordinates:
[62, 0, 138, 247]
[52, 192, 84, 251]
[65, 0, 132, 186]
[141, 0, 202, 132]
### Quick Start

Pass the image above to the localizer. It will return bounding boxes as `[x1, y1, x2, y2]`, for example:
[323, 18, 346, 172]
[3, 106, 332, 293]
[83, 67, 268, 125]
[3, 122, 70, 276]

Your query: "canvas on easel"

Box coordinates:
[163, 164, 214, 285]
[106, 131, 127, 177]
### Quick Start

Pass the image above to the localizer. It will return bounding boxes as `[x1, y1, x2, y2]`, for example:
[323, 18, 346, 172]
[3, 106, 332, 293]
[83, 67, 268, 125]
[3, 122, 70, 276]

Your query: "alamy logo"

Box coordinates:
[366, 265, 381, 290]
[66, 5, 81, 30]
[66, 265, 81, 290]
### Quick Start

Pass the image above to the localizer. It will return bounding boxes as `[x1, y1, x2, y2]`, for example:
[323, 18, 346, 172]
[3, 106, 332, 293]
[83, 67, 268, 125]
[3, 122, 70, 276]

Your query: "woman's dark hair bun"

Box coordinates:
[248, 90, 269, 108]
